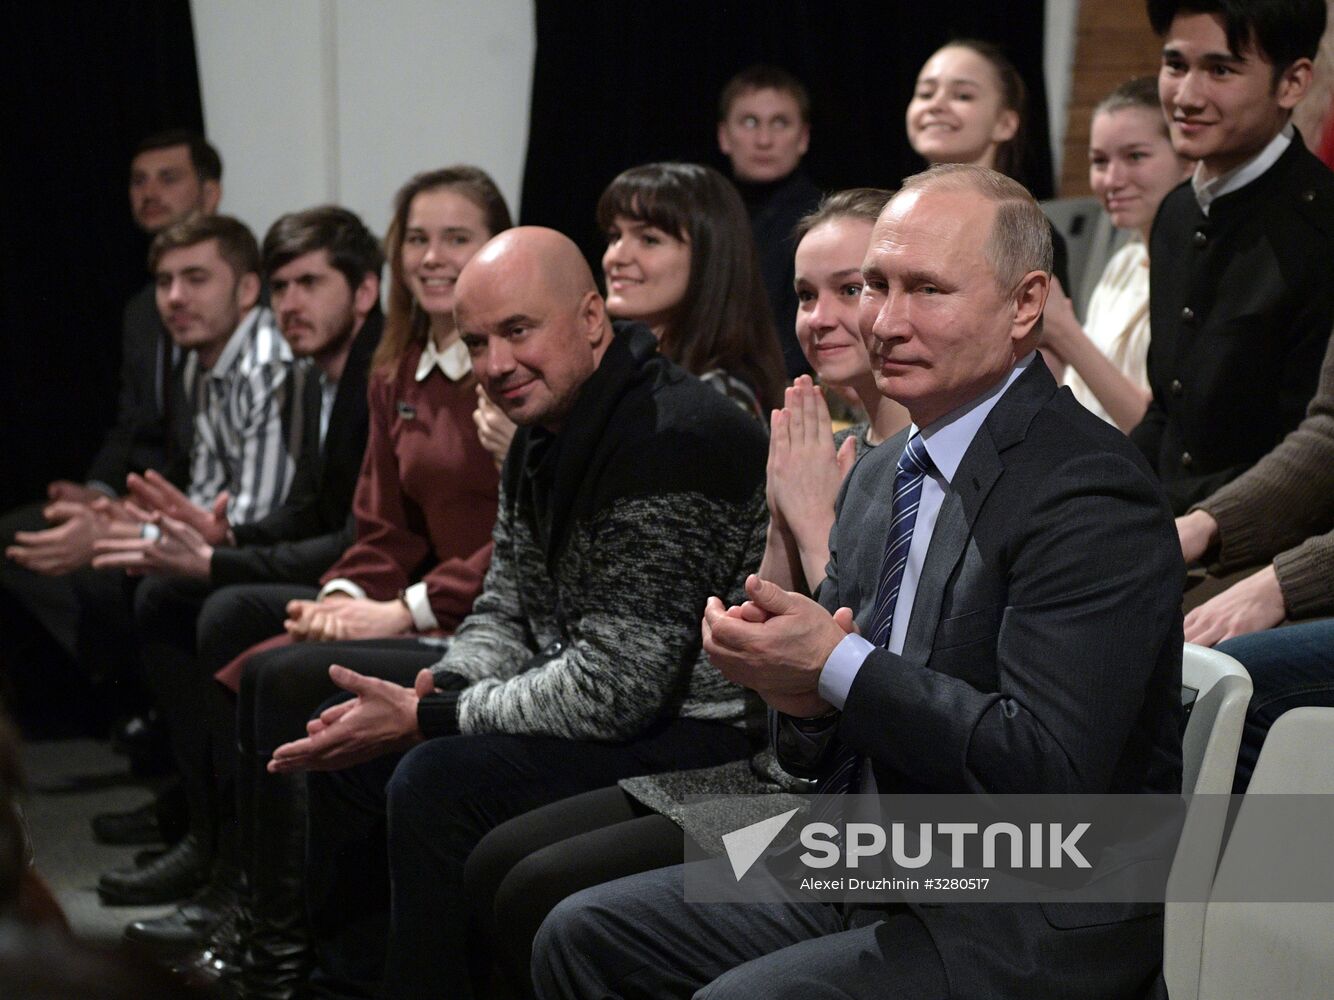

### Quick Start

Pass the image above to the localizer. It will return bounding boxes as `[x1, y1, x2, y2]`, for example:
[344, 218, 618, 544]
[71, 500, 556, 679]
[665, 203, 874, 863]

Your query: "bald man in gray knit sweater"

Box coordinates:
[269, 228, 770, 999]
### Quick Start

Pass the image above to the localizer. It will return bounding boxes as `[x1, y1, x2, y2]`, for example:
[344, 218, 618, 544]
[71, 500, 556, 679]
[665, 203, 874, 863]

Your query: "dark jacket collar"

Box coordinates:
[1205, 126, 1322, 216]
[509, 321, 662, 569]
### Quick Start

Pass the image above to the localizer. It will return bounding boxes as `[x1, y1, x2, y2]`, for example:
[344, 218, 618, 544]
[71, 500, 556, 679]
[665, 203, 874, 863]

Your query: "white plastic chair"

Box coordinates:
[1162, 643, 1253, 1000]
[1195, 707, 1334, 1000]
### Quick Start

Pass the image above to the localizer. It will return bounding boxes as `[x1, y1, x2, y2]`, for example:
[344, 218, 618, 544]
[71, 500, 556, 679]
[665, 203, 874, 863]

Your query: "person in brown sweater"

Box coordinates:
[1176, 331, 1334, 790]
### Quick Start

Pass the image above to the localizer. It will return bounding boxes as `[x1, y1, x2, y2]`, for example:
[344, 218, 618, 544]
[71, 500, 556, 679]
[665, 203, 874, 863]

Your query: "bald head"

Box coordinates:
[457, 226, 599, 308]
[456, 226, 613, 432]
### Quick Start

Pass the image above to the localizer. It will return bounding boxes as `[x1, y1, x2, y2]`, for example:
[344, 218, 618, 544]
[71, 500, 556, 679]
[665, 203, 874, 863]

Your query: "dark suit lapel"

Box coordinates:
[324, 308, 383, 463]
[901, 438, 1000, 663]
[900, 358, 1058, 662]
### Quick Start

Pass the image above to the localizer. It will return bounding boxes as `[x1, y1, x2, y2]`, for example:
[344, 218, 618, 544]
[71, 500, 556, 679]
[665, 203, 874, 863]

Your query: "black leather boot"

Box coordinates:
[98, 831, 210, 905]
[123, 862, 242, 955]
[172, 892, 248, 993]
[232, 758, 312, 999]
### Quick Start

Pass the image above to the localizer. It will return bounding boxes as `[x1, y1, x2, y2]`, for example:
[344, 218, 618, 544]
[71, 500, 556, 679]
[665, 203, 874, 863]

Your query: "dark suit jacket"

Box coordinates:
[1134, 134, 1334, 514]
[85, 282, 191, 490]
[779, 358, 1184, 999]
[210, 308, 382, 586]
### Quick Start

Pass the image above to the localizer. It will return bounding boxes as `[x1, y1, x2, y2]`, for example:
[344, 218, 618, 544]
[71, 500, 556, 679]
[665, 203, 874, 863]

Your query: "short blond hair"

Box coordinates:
[897, 163, 1052, 290]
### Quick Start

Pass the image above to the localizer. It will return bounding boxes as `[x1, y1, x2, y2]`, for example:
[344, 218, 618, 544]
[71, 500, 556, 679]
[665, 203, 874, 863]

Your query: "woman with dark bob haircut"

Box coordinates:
[596, 161, 785, 414]
[472, 162, 786, 464]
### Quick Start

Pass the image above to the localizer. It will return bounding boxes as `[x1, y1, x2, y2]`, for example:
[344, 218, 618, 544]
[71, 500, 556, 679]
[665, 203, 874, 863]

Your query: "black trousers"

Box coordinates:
[304, 719, 752, 1000]
[465, 785, 686, 999]
[1, 502, 143, 732]
[235, 636, 446, 964]
[133, 579, 315, 858]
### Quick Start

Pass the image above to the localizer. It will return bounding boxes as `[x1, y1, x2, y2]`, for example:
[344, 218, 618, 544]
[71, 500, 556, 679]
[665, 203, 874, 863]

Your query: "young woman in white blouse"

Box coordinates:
[1043, 77, 1192, 433]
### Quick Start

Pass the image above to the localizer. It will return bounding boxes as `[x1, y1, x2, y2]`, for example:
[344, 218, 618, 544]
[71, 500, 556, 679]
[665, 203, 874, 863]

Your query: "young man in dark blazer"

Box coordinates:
[534, 166, 1184, 1000]
[1133, 0, 1334, 513]
[0, 131, 218, 724]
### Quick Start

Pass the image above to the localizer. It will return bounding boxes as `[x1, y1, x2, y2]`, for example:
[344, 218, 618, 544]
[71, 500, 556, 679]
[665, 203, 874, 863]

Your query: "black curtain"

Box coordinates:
[0, 2, 204, 509]
[521, 0, 1053, 266]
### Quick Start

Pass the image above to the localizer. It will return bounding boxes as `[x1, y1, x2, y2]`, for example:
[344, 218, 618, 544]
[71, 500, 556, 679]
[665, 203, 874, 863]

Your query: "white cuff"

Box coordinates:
[319, 578, 366, 601]
[139, 523, 161, 542]
[817, 632, 875, 710]
[86, 480, 118, 499]
[403, 581, 438, 632]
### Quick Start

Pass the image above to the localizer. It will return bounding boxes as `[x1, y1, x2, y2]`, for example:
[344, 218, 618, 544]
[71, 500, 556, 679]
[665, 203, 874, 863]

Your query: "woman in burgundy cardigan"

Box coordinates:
[185, 167, 512, 996]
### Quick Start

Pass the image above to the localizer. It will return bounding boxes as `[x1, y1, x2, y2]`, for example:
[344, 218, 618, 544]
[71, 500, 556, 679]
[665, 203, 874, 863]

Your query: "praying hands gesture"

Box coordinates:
[284, 594, 413, 642]
[761, 376, 858, 592]
[268, 664, 433, 773]
[126, 470, 232, 547]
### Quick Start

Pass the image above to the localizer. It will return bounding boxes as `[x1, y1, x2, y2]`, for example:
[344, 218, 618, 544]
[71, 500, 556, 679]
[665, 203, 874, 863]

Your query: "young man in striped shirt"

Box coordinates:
[146, 214, 302, 529]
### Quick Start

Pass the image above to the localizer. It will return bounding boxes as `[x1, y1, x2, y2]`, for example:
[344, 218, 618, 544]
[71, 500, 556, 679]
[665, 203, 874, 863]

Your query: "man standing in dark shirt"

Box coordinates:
[718, 65, 822, 379]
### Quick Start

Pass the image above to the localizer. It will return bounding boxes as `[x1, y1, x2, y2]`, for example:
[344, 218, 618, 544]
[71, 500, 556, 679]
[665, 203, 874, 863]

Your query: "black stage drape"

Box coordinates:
[0, 2, 204, 509]
[520, 0, 1053, 267]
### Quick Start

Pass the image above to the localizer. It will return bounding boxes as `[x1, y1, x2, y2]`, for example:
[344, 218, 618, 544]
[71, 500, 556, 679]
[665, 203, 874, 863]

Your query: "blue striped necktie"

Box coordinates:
[816, 432, 935, 801]
[865, 432, 935, 649]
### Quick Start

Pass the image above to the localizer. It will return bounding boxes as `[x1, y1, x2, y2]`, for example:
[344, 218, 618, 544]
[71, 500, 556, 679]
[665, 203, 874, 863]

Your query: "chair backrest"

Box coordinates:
[1163, 643, 1253, 1000]
[1197, 708, 1334, 999]
[1041, 195, 1133, 320]
[1074, 210, 1132, 320]
[1180, 643, 1253, 796]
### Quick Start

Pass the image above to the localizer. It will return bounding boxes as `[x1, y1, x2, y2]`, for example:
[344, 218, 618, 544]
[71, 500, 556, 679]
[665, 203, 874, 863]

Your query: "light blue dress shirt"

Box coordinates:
[818, 354, 1036, 708]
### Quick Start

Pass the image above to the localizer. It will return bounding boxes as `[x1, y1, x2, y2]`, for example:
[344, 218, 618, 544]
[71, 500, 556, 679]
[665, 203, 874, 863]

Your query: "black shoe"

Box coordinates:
[123, 876, 239, 955]
[172, 901, 248, 991]
[92, 799, 163, 846]
[98, 833, 210, 905]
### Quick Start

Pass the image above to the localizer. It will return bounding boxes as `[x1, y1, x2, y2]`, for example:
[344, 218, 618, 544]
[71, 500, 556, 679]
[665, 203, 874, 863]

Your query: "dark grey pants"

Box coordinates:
[532, 859, 948, 1000]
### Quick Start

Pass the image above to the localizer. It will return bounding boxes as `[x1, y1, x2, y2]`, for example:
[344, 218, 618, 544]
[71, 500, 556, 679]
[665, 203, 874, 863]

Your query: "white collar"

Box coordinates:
[415, 336, 472, 382]
[1192, 124, 1293, 215]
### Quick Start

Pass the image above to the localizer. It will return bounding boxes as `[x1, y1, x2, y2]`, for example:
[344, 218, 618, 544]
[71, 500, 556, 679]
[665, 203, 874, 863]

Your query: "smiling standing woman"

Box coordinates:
[905, 39, 1071, 292]
[472, 162, 787, 466]
[1042, 77, 1192, 433]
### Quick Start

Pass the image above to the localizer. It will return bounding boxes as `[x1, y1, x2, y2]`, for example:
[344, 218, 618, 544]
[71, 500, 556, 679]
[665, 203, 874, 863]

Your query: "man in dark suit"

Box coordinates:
[534, 165, 1183, 1000]
[84, 207, 383, 944]
[0, 130, 219, 730]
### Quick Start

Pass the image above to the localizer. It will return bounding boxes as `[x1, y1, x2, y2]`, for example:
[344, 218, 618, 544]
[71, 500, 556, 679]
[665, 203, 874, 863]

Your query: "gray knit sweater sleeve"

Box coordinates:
[449, 487, 767, 741]
[1195, 335, 1334, 618]
[429, 488, 535, 683]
